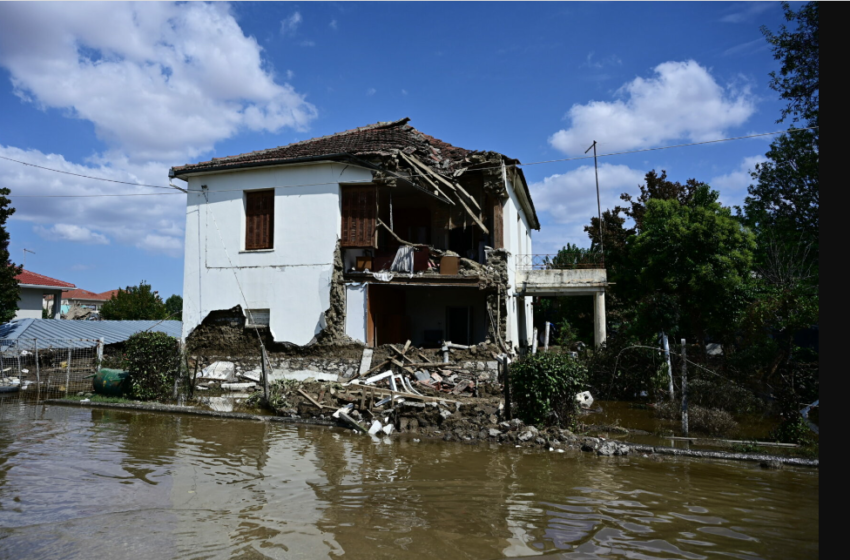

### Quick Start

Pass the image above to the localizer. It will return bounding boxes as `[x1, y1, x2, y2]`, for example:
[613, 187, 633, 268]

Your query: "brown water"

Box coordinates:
[0, 404, 818, 559]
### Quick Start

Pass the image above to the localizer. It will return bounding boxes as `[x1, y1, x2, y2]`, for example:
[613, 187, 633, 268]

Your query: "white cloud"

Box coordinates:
[329, 19, 338, 30]
[300, 40, 316, 47]
[0, 2, 317, 163]
[136, 234, 183, 257]
[280, 11, 302, 36]
[34, 223, 109, 245]
[366, 88, 377, 96]
[710, 155, 767, 207]
[581, 52, 622, 69]
[0, 2, 321, 256]
[401, 89, 408, 95]
[2, 145, 185, 257]
[549, 60, 756, 156]
[529, 163, 646, 248]
[720, 2, 774, 23]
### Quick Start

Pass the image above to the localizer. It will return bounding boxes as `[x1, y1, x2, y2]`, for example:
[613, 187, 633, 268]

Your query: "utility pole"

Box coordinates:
[585, 141, 604, 259]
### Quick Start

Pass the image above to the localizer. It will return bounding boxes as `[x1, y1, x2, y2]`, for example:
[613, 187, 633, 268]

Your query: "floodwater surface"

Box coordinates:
[0, 404, 818, 559]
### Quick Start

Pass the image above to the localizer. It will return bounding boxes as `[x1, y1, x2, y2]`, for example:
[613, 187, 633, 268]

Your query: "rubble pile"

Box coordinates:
[269, 377, 622, 455]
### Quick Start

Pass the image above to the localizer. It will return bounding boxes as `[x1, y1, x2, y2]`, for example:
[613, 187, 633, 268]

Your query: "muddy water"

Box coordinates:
[0, 405, 818, 559]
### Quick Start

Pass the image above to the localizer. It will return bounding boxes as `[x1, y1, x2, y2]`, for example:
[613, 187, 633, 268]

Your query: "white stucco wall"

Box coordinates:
[182, 162, 373, 345]
[16, 288, 46, 319]
[344, 283, 368, 343]
[503, 171, 534, 349]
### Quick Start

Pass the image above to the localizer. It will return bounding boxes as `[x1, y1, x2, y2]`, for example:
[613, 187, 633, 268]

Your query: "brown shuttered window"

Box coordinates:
[340, 186, 377, 248]
[245, 190, 275, 250]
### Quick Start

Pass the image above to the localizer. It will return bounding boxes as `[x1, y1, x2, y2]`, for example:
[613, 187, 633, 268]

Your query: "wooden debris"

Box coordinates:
[298, 388, 327, 409]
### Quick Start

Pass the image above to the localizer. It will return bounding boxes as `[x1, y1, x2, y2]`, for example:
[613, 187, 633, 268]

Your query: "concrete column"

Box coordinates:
[593, 291, 606, 348]
[51, 290, 62, 319]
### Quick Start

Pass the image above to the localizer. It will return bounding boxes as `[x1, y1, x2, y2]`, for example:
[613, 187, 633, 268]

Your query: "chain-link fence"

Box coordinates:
[0, 338, 102, 405]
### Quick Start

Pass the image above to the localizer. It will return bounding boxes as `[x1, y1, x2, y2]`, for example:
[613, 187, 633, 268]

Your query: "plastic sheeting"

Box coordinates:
[345, 283, 368, 343]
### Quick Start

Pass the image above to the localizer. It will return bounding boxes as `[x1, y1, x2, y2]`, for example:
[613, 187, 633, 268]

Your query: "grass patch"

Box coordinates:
[63, 394, 135, 404]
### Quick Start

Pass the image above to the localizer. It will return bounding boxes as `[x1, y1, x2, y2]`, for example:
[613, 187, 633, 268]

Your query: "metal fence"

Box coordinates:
[516, 253, 605, 271]
[0, 338, 102, 405]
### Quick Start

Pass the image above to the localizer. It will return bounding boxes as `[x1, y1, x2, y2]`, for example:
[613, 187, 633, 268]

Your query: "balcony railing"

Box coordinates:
[516, 253, 605, 271]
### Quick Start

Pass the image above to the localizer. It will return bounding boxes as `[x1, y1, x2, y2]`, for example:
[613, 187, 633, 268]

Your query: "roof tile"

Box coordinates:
[15, 269, 75, 289]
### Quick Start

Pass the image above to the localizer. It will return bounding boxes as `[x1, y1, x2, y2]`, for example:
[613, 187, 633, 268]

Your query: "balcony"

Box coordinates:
[515, 254, 607, 296]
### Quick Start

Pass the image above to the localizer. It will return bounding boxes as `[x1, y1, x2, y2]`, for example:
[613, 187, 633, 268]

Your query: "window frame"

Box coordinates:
[244, 189, 275, 251]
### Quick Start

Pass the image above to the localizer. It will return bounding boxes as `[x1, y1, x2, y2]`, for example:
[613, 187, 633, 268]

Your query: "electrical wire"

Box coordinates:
[0, 154, 179, 190]
[1, 126, 818, 198]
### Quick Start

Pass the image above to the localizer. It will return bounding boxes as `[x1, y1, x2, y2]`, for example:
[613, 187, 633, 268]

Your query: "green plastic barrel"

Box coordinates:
[93, 369, 130, 396]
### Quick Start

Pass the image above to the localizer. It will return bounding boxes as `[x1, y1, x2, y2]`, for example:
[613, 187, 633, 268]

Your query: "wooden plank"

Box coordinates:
[398, 152, 453, 203]
[454, 192, 489, 235]
[405, 152, 482, 212]
[402, 362, 456, 367]
[390, 344, 416, 363]
[298, 388, 327, 409]
[390, 358, 416, 375]
[416, 349, 435, 364]
[356, 359, 390, 379]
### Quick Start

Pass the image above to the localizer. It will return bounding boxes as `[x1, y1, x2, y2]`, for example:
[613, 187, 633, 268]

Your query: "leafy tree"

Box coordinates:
[631, 185, 755, 345]
[164, 294, 183, 321]
[0, 187, 21, 323]
[583, 171, 709, 337]
[100, 281, 168, 320]
[762, 1, 819, 132]
[745, 2, 819, 269]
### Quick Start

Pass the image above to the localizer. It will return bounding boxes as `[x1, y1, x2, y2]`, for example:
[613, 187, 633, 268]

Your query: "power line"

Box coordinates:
[0, 154, 179, 190]
[9, 192, 183, 198]
[2, 126, 817, 198]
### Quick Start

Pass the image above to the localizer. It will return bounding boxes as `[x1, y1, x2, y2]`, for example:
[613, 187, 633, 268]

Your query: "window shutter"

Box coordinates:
[341, 187, 376, 247]
[245, 190, 274, 250]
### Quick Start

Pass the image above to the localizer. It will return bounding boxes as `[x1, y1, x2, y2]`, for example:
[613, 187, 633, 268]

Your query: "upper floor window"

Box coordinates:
[340, 186, 377, 248]
[245, 190, 274, 250]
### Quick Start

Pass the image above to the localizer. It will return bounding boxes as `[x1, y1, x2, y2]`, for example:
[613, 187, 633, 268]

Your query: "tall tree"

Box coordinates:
[584, 172, 754, 345]
[762, 1, 819, 132]
[0, 187, 21, 323]
[630, 184, 755, 344]
[746, 1, 819, 271]
[100, 281, 168, 321]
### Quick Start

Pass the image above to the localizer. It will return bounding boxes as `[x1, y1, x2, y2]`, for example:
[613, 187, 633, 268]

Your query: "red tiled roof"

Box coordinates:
[171, 118, 476, 176]
[99, 289, 120, 299]
[15, 269, 75, 289]
[63, 289, 111, 301]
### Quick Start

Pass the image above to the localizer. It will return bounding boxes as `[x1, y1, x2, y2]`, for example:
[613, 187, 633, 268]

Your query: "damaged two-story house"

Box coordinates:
[171, 118, 576, 358]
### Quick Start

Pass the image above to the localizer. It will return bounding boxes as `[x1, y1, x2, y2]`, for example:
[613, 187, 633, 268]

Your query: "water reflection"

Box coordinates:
[0, 405, 818, 560]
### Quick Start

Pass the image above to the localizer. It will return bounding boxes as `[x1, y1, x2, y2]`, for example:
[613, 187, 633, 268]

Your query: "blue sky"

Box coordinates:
[0, 1, 798, 299]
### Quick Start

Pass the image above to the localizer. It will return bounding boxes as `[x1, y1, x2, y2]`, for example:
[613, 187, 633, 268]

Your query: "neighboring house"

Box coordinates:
[44, 289, 117, 317]
[171, 118, 607, 351]
[14, 269, 75, 320]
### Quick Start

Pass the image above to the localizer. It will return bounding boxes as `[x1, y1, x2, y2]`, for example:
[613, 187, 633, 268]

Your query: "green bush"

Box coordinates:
[124, 331, 181, 401]
[510, 352, 588, 428]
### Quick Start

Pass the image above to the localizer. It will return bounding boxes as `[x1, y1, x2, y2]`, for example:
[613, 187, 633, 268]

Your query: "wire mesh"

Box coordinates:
[0, 338, 101, 405]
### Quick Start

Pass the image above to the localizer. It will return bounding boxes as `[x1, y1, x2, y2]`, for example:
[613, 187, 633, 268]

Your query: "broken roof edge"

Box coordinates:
[170, 117, 413, 178]
[170, 153, 354, 179]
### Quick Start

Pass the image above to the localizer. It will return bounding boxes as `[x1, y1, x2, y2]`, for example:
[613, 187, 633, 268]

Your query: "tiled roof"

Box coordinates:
[0, 319, 182, 348]
[63, 289, 111, 301]
[15, 269, 75, 289]
[99, 289, 120, 299]
[171, 118, 475, 176]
